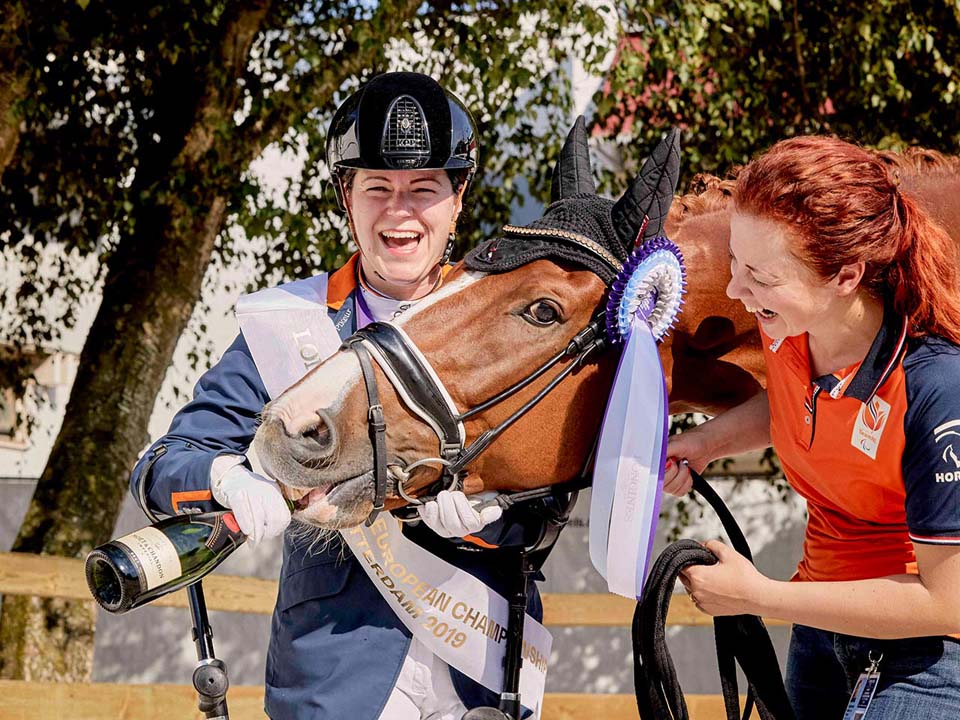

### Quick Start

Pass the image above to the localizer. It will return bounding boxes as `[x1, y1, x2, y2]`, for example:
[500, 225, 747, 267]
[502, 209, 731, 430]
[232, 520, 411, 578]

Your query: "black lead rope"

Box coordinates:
[633, 471, 795, 720]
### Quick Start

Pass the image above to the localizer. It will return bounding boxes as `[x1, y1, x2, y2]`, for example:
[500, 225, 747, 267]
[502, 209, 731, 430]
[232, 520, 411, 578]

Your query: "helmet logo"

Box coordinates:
[381, 96, 432, 169]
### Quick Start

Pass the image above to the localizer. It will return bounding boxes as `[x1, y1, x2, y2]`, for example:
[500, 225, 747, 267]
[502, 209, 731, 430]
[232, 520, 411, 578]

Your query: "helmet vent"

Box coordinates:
[381, 95, 432, 168]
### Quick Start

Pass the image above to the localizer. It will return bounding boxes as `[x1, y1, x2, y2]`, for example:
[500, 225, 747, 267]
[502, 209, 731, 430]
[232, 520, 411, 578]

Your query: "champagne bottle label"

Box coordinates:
[115, 526, 183, 590]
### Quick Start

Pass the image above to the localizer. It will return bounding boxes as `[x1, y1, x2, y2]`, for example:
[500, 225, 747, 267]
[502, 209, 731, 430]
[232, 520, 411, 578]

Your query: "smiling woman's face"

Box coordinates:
[726, 211, 845, 340]
[347, 168, 461, 300]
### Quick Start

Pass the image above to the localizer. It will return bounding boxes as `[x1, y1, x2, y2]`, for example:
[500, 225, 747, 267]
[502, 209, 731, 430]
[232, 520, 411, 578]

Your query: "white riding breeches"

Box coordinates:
[378, 637, 468, 720]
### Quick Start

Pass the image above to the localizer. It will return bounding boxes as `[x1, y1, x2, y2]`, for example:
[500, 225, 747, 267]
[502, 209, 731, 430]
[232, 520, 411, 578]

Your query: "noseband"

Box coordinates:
[342, 316, 609, 525]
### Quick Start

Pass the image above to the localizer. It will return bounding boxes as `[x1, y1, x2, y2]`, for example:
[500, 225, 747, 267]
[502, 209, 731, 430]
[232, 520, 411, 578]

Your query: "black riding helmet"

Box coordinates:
[326, 72, 479, 210]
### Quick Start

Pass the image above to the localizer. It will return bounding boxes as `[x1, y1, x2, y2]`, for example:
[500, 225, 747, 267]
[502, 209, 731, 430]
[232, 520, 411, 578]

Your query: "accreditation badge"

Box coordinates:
[842, 652, 882, 719]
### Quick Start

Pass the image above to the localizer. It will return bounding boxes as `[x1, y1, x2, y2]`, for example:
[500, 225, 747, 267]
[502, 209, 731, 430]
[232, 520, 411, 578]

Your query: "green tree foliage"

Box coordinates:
[2, 0, 611, 358]
[0, 0, 612, 681]
[598, 0, 960, 181]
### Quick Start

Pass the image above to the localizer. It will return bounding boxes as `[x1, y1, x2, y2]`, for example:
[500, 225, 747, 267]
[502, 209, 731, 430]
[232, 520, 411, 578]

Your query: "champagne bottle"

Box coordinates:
[85, 511, 245, 614]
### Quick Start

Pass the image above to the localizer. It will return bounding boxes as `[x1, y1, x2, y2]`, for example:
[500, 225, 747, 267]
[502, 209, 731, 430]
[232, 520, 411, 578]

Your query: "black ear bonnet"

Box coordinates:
[465, 117, 681, 284]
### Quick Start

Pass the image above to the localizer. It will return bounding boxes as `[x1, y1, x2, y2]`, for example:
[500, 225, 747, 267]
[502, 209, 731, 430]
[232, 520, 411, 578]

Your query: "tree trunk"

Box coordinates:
[0, 1, 28, 178]
[0, 0, 271, 682]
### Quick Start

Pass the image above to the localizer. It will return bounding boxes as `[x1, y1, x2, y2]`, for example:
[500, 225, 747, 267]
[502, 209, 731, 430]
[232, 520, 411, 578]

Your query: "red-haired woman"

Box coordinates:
[664, 136, 960, 718]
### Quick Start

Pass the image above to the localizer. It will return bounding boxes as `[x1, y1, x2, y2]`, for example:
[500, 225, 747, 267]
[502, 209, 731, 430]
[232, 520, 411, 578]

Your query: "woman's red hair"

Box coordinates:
[733, 136, 960, 343]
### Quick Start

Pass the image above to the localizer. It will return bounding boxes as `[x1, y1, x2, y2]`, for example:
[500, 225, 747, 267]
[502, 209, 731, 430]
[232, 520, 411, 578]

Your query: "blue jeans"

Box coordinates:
[786, 624, 960, 719]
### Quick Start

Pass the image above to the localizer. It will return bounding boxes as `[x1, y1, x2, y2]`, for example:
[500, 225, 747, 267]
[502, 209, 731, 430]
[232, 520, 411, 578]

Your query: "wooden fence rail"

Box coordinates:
[0, 681, 745, 720]
[0, 551, 789, 626]
[0, 551, 777, 719]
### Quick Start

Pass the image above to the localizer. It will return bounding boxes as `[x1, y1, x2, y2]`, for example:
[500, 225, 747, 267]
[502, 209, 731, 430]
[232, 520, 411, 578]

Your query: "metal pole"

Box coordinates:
[497, 550, 535, 720]
[461, 549, 534, 720]
[188, 581, 231, 719]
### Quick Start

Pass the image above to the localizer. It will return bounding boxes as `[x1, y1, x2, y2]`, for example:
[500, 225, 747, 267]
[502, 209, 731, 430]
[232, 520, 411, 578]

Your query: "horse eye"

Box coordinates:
[522, 300, 560, 326]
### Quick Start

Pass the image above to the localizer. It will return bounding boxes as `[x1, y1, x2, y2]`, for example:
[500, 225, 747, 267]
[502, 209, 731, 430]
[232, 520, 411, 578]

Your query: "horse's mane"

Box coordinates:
[668, 146, 960, 226]
[670, 172, 738, 224]
[876, 147, 960, 177]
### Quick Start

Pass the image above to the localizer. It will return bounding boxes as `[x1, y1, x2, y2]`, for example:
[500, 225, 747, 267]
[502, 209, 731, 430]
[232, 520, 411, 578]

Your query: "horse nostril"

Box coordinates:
[303, 424, 331, 445]
[289, 411, 338, 465]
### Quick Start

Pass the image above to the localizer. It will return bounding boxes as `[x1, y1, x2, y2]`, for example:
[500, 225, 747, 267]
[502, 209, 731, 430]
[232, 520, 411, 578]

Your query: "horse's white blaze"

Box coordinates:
[271, 351, 360, 434]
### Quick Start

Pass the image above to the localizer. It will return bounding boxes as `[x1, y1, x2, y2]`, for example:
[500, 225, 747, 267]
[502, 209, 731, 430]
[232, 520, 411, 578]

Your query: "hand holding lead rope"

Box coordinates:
[633, 470, 795, 720]
[679, 538, 771, 618]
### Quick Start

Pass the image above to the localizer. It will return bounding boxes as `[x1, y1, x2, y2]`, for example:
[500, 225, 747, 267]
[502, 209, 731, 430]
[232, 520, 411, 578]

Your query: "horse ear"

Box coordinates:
[612, 127, 681, 251]
[550, 115, 596, 202]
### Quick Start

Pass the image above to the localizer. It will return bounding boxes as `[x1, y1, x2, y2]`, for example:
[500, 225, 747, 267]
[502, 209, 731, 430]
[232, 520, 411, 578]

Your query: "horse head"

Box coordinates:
[252, 117, 683, 529]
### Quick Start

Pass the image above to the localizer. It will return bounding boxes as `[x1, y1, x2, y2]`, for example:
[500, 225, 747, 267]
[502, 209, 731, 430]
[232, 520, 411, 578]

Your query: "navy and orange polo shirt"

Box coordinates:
[762, 309, 960, 583]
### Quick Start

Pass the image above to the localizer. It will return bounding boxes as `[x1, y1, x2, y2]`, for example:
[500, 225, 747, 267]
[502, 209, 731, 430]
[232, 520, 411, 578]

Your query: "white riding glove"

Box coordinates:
[211, 460, 291, 546]
[417, 489, 503, 539]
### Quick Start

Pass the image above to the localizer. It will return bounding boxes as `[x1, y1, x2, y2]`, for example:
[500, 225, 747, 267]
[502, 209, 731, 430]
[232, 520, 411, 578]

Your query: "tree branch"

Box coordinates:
[792, 0, 810, 117]
[231, 0, 423, 167]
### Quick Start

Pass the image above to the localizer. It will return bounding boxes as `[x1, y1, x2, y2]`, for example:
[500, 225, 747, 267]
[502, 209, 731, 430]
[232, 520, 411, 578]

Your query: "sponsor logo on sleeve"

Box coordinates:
[934, 419, 960, 483]
[851, 396, 890, 460]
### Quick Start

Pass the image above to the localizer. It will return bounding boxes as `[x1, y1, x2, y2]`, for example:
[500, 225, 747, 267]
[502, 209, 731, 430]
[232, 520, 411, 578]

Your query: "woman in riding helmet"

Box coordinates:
[131, 72, 543, 720]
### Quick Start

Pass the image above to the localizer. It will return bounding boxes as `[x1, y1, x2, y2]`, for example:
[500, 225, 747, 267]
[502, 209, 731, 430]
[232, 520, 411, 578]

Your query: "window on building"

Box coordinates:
[0, 385, 27, 448]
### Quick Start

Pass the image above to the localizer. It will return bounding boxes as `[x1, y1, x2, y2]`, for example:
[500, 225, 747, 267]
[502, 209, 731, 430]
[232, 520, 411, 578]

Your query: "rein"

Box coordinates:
[634, 471, 794, 720]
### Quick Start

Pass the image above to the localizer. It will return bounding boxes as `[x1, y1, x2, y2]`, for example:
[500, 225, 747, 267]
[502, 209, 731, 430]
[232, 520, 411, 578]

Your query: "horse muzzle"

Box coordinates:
[285, 471, 378, 528]
[254, 406, 340, 481]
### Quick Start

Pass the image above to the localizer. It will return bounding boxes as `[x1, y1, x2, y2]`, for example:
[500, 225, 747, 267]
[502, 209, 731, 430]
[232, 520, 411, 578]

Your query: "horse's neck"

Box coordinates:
[663, 208, 769, 415]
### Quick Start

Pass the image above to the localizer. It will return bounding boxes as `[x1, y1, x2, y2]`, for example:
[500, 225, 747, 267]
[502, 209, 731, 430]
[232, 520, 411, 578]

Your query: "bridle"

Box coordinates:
[341, 230, 622, 526]
[343, 314, 609, 526]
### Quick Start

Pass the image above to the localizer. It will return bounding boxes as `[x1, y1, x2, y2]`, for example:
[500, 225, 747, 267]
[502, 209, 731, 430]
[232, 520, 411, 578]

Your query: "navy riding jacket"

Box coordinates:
[129, 259, 545, 719]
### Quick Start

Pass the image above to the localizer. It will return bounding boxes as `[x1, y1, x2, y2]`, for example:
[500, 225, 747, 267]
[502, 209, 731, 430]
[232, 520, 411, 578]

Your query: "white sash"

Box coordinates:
[235, 276, 342, 398]
[236, 277, 551, 713]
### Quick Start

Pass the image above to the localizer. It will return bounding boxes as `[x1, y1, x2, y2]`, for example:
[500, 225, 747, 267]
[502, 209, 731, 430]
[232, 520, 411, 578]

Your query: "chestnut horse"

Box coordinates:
[253, 134, 960, 530]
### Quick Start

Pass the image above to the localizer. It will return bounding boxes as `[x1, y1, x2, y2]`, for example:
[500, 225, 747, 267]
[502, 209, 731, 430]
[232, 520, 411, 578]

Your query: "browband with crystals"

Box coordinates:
[501, 223, 624, 277]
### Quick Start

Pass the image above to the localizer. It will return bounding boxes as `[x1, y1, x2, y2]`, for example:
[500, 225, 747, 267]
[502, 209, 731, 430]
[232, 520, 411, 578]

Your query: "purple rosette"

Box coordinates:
[604, 237, 686, 345]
